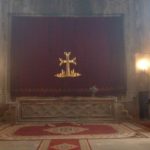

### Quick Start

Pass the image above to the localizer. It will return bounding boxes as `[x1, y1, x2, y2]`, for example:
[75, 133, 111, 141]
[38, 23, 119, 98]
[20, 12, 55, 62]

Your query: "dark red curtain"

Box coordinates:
[11, 16, 126, 97]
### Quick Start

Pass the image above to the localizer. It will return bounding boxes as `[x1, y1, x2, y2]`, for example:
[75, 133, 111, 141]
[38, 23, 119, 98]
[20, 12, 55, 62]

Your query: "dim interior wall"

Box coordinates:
[0, 0, 146, 106]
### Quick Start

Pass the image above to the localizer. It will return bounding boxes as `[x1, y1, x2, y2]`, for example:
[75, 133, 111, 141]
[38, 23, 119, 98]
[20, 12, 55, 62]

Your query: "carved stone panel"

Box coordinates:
[17, 97, 117, 122]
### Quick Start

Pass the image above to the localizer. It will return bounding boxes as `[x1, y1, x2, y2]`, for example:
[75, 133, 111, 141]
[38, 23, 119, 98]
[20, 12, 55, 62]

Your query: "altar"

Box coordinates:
[16, 97, 120, 122]
[9, 16, 126, 123]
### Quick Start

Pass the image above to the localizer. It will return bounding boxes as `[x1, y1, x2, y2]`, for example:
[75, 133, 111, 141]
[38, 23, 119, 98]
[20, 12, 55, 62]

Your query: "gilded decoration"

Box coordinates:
[55, 52, 81, 78]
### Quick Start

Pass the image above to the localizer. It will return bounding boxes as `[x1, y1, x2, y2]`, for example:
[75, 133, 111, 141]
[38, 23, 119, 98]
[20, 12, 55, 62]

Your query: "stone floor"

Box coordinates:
[0, 141, 40, 150]
[89, 138, 150, 150]
[0, 121, 150, 150]
[0, 138, 150, 150]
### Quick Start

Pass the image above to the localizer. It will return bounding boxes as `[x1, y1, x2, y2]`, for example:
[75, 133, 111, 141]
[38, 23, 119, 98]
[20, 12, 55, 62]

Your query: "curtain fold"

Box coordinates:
[11, 16, 126, 97]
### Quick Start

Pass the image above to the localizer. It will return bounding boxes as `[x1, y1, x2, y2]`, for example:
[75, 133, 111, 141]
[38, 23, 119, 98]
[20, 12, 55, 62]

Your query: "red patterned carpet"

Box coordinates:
[38, 139, 91, 150]
[48, 139, 81, 150]
[49, 139, 87, 150]
[14, 123, 116, 136]
[0, 122, 150, 150]
[0, 122, 136, 140]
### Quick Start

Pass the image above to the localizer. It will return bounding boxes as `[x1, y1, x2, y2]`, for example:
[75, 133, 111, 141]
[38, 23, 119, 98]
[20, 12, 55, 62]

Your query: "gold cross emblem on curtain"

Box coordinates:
[55, 52, 81, 78]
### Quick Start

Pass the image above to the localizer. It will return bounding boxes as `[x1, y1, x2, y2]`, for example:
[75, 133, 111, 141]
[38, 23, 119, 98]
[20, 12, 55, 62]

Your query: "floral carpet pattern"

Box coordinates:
[0, 122, 150, 150]
[0, 122, 137, 140]
[38, 139, 91, 150]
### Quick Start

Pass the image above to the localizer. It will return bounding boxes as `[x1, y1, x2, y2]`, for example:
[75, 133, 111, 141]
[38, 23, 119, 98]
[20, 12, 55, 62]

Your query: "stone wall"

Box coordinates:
[139, 0, 150, 52]
[0, 0, 147, 103]
[0, 0, 9, 103]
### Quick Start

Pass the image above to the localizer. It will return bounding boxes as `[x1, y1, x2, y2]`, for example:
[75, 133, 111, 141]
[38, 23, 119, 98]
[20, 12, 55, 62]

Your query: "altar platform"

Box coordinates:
[15, 97, 122, 122]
